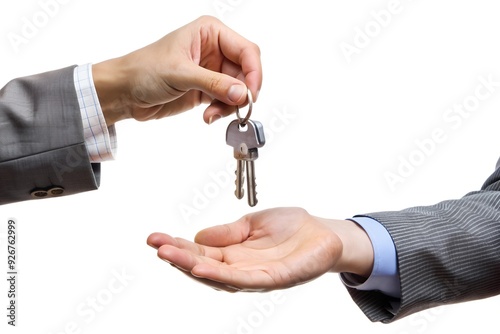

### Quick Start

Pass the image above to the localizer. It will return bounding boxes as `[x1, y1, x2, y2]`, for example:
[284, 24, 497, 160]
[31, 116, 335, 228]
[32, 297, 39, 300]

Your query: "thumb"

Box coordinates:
[195, 219, 251, 247]
[185, 64, 248, 105]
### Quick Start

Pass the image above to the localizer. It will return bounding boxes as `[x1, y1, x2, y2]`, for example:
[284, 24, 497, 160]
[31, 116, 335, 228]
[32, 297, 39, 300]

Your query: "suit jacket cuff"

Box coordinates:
[0, 66, 100, 205]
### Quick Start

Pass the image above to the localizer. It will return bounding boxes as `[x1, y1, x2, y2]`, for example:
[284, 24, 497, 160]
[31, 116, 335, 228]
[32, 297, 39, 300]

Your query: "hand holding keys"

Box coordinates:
[226, 90, 266, 207]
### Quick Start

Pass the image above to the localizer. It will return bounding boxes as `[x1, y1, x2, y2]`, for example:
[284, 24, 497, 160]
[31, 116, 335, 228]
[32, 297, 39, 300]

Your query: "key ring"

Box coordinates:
[236, 89, 253, 125]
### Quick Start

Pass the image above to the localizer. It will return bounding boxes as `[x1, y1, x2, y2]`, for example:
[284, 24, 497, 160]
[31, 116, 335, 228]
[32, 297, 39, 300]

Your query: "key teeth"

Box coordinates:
[234, 168, 245, 199]
[233, 166, 260, 207]
[249, 183, 258, 207]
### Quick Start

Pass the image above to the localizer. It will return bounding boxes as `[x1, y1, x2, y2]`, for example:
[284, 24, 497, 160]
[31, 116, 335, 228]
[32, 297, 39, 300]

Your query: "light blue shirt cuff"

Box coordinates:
[340, 216, 401, 299]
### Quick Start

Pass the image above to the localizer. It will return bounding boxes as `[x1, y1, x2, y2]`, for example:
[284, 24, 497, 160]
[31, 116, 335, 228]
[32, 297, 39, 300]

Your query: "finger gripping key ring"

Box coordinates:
[236, 89, 253, 125]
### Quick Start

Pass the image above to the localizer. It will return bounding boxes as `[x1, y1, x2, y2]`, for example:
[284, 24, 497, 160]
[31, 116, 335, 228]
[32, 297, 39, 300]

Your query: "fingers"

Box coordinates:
[157, 244, 200, 272]
[148, 232, 226, 265]
[216, 19, 262, 101]
[177, 270, 241, 293]
[204, 99, 239, 124]
[147, 232, 177, 249]
[182, 16, 262, 120]
[191, 263, 277, 292]
[148, 211, 255, 250]
[148, 233, 250, 292]
[191, 16, 262, 102]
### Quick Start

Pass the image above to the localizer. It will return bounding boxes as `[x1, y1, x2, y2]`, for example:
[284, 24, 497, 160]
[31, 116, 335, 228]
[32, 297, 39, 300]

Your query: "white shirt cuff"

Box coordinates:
[73, 64, 117, 162]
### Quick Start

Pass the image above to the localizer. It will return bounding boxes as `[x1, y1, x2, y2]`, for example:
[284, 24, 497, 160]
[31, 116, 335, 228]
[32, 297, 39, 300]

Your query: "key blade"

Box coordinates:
[234, 159, 245, 199]
[246, 160, 258, 207]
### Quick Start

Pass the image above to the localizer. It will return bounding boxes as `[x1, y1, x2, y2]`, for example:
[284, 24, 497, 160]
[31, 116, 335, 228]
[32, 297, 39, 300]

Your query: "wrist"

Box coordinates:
[324, 218, 374, 277]
[92, 57, 133, 126]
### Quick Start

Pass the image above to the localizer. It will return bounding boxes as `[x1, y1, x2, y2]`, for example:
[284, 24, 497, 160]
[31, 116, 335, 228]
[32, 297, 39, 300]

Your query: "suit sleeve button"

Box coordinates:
[48, 187, 64, 196]
[31, 190, 48, 198]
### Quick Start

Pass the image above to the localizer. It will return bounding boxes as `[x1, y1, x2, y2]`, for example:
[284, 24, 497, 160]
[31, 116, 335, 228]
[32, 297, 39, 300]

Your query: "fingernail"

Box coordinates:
[228, 84, 246, 103]
[255, 89, 260, 101]
[208, 114, 222, 124]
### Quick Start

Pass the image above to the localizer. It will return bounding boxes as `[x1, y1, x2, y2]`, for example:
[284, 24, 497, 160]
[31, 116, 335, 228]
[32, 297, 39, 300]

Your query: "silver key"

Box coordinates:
[234, 159, 245, 199]
[226, 119, 265, 206]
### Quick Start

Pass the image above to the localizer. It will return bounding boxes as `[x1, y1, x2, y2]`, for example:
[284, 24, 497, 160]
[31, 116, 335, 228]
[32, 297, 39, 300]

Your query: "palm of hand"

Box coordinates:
[149, 208, 342, 292]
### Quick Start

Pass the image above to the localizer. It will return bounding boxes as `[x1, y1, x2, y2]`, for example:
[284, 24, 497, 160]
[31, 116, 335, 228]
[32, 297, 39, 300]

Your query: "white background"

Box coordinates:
[1, 0, 500, 333]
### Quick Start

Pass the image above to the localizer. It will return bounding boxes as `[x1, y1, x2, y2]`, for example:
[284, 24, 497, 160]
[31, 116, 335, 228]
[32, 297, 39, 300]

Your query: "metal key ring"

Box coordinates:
[236, 89, 253, 125]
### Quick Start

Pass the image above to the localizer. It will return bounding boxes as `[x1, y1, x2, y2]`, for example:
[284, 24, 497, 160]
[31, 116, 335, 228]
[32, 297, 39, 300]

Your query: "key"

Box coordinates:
[226, 119, 266, 206]
[235, 158, 245, 199]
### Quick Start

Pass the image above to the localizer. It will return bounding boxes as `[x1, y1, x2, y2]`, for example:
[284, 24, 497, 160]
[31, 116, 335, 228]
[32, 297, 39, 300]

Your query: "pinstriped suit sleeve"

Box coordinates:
[346, 161, 500, 323]
[0, 66, 100, 205]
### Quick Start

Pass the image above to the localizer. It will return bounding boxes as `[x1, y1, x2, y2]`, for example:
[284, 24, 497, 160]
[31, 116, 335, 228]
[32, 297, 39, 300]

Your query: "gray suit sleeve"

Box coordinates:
[346, 162, 500, 323]
[0, 66, 100, 205]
